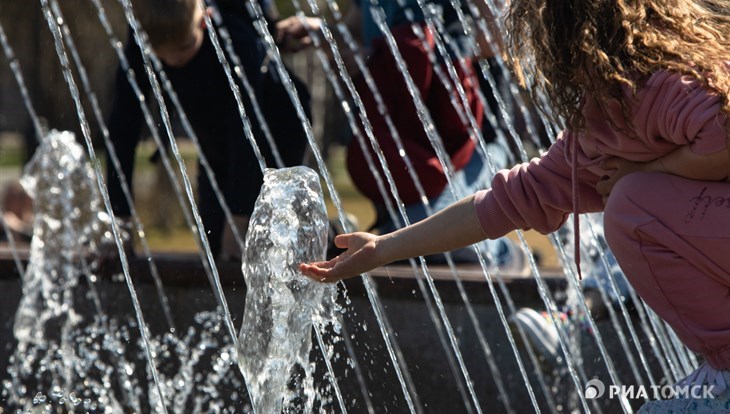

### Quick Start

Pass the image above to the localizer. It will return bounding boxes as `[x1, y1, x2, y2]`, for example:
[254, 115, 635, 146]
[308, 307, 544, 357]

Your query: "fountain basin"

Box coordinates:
[0, 248, 659, 412]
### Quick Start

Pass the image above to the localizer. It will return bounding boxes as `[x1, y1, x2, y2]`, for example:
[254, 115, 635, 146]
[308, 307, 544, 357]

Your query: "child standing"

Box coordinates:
[301, 0, 730, 411]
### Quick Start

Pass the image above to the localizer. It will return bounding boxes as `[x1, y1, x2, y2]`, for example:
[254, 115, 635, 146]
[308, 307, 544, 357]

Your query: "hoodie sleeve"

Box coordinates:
[473, 131, 604, 239]
[634, 70, 729, 155]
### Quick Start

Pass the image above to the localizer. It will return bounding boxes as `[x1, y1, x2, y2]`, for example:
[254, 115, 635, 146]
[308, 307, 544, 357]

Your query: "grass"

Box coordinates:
[0, 133, 25, 167]
[130, 141, 375, 253]
[144, 226, 198, 252]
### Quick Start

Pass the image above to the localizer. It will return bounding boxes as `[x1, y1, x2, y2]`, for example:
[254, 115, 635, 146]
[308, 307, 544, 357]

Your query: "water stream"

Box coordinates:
[367, 4, 546, 411]
[38, 1, 169, 409]
[287, 3, 481, 410]
[49, 0, 176, 333]
[237, 167, 338, 413]
[0, 0, 695, 412]
[243, 1, 423, 410]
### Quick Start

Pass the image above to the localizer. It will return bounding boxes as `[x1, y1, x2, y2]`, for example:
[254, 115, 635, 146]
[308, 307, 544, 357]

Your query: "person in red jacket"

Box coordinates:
[278, 1, 525, 269]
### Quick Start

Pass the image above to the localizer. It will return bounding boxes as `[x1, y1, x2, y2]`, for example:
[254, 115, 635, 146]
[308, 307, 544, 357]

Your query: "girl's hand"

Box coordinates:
[301, 194, 488, 283]
[300, 232, 385, 283]
[596, 157, 652, 203]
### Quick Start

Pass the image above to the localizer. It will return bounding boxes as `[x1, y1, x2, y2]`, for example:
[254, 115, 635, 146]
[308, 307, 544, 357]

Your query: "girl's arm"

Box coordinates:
[647, 143, 730, 181]
[597, 136, 730, 200]
[301, 132, 606, 282]
[300, 195, 486, 282]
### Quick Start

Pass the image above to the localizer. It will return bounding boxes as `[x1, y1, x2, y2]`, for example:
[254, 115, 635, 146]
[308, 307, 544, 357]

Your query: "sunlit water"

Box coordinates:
[0, 0, 696, 412]
[13, 131, 111, 346]
[237, 167, 337, 413]
[3, 137, 344, 413]
[3, 132, 244, 413]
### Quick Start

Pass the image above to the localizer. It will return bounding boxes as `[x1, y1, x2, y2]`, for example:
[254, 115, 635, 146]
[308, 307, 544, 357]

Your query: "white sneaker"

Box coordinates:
[508, 307, 566, 370]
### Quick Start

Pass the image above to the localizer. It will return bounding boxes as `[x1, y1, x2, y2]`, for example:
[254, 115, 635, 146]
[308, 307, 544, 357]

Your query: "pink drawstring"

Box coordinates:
[571, 133, 582, 280]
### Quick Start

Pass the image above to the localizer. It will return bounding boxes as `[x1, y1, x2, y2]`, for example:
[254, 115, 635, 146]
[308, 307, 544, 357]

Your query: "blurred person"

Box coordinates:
[278, 1, 528, 271]
[106, 0, 310, 259]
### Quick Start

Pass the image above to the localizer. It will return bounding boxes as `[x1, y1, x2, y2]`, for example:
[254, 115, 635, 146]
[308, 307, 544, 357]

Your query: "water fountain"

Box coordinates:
[0, 0, 698, 412]
[237, 167, 338, 413]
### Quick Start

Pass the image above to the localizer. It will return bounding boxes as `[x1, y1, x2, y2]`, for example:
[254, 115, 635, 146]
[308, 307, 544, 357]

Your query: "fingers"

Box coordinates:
[597, 157, 632, 195]
[299, 246, 363, 283]
[600, 156, 635, 171]
[276, 16, 319, 38]
[299, 262, 342, 283]
[276, 16, 299, 31]
[333, 233, 352, 249]
[275, 17, 308, 46]
[302, 259, 336, 271]
[300, 232, 379, 283]
[275, 18, 292, 43]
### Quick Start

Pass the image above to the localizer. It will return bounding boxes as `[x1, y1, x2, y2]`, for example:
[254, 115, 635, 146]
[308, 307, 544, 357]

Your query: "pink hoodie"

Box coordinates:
[474, 69, 729, 240]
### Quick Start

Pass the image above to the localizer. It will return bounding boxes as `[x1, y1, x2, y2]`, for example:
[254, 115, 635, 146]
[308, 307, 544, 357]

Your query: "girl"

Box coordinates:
[301, 0, 730, 411]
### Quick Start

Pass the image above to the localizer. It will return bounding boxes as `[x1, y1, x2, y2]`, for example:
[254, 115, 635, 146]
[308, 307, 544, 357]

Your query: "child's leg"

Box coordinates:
[604, 172, 730, 369]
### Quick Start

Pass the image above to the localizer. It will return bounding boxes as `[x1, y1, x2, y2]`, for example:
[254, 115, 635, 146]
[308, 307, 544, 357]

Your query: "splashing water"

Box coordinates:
[14, 130, 111, 346]
[237, 166, 336, 413]
[6, 130, 121, 412]
[3, 131, 248, 413]
[0, 0, 689, 411]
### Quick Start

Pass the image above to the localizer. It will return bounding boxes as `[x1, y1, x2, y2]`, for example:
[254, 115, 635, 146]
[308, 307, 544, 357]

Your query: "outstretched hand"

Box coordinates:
[300, 232, 386, 283]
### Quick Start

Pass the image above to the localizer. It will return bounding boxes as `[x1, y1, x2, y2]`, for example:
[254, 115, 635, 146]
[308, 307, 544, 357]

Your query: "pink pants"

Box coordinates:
[604, 172, 730, 370]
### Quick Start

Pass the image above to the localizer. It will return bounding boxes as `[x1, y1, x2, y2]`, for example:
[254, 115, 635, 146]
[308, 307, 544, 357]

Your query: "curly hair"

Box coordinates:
[505, 0, 730, 131]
